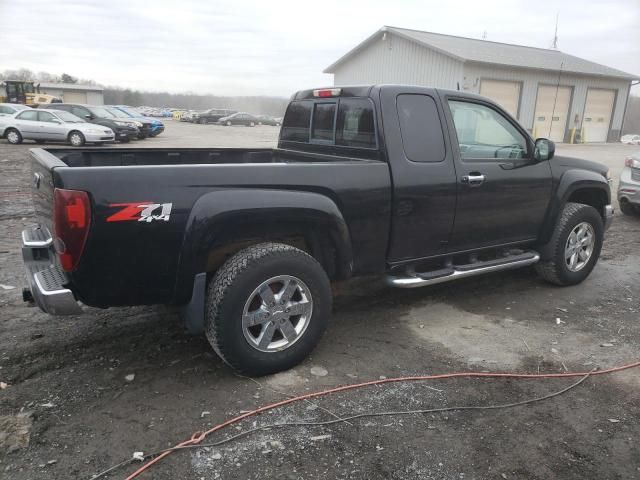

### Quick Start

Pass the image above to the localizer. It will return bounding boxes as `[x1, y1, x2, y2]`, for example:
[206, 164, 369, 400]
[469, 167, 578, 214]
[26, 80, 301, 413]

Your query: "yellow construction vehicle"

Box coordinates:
[0, 80, 61, 105]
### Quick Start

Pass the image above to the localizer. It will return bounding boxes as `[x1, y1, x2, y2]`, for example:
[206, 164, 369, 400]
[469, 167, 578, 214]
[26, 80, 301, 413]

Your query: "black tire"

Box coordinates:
[68, 131, 85, 147]
[619, 200, 638, 216]
[226, 121, 232, 126]
[118, 136, 131, 143]
[5, 128, 22, 145]
[535, 202, 604, 286]
[205, 243, 332, 376]
[200, 118, 207, 125]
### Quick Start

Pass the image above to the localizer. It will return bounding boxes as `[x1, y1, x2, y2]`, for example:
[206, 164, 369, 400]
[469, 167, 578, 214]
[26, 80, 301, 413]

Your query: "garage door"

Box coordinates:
[63, 91, 87, 103]
[533, 85, 572, 143]
[479, 80, 521, 118]
[583, 89, 615, 143]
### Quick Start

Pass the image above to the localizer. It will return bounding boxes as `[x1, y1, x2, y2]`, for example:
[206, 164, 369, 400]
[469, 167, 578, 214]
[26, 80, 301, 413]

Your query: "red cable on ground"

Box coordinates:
[125, 359, 640, 479]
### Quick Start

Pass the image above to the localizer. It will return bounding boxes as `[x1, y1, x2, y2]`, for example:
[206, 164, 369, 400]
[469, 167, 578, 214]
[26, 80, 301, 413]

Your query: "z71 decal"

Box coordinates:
[107, 202, 173, 223]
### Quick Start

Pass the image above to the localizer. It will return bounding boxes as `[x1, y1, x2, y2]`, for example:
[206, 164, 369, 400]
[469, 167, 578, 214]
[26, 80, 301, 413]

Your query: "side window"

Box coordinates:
[311, 102, 336, 142]
[38, 111, 56, 122]
[336, 98, 376, 148]
[0, 106, 10, 114]
[396, 94, 446, 162]
[448, 100, 527, 160]
[281, 101, 312, 142]
[71, 106, 88, 118]
[17, 110, 38, 121]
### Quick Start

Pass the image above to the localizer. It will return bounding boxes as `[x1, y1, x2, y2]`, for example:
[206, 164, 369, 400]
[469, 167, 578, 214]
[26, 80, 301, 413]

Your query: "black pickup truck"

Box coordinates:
[22, 85, 613, 375]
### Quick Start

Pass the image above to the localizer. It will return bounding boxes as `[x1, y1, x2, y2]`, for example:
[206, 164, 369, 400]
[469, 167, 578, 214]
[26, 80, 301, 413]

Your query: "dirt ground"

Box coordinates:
[1, 122, 639, 479]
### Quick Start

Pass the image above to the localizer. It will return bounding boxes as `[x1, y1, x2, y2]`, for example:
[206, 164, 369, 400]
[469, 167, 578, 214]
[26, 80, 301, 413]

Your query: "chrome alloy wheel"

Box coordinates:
[565, 222, 595, 272]
[242, 275, 313, 352]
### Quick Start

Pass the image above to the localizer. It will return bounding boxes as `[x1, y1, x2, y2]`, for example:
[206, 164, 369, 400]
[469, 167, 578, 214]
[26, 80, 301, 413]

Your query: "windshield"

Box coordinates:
[107, 107, 131, 118]
[89, 106, 116, 118]
[55, 110, 86, 123]
[117, 107, 141, 118]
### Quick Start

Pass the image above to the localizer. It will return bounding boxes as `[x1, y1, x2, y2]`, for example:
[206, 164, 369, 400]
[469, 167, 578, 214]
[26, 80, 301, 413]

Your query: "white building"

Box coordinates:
[324, 27, 638, 142]
[38, 82, 104, 105]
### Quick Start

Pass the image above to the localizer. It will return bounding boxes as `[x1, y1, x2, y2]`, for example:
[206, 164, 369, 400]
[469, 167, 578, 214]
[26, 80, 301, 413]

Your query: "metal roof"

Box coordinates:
[38, 82, 103, 91]
[324, 26, 638, 80]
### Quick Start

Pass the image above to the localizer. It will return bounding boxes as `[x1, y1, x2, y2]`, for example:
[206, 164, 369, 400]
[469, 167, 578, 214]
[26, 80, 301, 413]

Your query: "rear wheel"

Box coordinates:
[535, 202, 603, 285]
[200, 118, 207, 125]
[68, 131, 85, 147]
[226, 121, 232, 126]
[205, 243, 332, 376]
[249, 121, 255, 127]
[6, 128, 22, 145]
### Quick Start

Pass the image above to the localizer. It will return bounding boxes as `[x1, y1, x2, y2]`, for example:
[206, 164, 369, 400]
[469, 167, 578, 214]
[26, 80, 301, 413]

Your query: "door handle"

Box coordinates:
[461, 173, 486, 187]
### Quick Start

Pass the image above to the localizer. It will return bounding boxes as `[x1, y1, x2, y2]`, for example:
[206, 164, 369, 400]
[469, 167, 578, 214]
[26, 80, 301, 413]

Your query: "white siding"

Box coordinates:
[332, 33, 464, 89]
[463, 62, 629, 140]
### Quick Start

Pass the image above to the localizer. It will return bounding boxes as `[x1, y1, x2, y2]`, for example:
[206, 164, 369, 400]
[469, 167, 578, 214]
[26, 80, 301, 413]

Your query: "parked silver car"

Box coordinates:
[618, 151, 640, 215]
[0, 109, 115, 146]
[0, 103, 31, 117]
[621, 134, 640, 145]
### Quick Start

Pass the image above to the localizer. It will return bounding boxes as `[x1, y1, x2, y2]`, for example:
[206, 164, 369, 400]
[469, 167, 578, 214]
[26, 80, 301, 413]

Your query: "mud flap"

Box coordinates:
[181, 272, 207, 335]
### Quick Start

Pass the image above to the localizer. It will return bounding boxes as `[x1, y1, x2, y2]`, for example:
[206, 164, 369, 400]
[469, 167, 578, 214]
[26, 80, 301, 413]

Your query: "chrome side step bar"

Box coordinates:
[386, 252, 540, 289]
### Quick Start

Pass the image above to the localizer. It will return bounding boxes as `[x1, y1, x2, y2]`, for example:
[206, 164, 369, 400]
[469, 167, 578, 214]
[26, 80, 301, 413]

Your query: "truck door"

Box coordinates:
[381, 86, 458, 262]
[440, 94, 553, 251]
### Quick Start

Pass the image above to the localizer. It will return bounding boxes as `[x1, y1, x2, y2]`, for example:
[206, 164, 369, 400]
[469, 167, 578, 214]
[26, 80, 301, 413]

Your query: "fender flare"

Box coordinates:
[172, 188, 353, 304]
[538, 169, 610, 256]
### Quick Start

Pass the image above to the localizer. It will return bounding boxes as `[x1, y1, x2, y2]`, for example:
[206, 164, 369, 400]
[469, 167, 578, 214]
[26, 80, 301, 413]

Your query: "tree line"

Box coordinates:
[0, 69, 288, 116]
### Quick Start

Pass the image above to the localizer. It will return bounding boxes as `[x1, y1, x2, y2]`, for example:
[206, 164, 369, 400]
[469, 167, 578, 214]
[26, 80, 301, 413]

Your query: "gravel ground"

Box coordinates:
[0, 122, 639, 479]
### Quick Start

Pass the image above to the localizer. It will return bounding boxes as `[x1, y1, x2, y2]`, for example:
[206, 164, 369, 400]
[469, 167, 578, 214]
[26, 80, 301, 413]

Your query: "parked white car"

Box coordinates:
[0, 109, 115, 146]
[0, 103, 31, 117]
[621, 134, 640, 145]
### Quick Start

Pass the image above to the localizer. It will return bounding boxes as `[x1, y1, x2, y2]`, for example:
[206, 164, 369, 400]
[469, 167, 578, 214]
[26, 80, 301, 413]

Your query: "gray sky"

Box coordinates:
[1, 0, 638, 96]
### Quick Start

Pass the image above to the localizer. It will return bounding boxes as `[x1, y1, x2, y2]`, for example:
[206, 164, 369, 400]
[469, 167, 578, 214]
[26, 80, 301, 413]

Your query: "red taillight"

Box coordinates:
[313, 88, 342, 98]
[54, 188, 91, 272]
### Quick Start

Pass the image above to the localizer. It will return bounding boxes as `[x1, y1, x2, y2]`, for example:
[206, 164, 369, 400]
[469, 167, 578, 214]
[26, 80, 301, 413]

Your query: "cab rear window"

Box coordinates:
[281, 98, 376, 149]
[281, 101, 312, 142]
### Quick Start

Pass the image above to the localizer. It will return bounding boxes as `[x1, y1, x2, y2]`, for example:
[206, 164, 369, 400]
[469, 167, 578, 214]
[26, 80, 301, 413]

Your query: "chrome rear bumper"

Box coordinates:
[22, 225, 82, 315]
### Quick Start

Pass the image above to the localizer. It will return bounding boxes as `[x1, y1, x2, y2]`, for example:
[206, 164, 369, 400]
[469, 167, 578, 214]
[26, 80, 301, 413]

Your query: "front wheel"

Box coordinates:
[535, 202, 604, 286]
[205, 243, 332, 376]
[68, 131, 85, 147]
[226, 121, 232, 126]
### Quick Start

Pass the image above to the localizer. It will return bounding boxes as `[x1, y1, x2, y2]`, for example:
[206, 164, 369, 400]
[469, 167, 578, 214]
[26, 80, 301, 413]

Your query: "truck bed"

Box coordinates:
[30, 147, 392, 307]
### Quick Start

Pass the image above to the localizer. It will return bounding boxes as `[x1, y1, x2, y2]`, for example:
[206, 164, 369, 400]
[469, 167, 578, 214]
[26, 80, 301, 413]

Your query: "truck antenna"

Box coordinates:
[548, 61, 564, 138]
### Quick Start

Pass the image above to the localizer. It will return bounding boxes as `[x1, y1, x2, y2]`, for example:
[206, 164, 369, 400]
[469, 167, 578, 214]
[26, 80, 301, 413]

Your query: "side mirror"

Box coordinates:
[84, 114, 93, 120]
[534, 138, 555, 161]
[52, 119, 62, 124]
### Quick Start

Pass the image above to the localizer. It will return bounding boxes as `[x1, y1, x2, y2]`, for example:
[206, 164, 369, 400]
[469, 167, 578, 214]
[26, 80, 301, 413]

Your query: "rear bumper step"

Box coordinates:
[22, 225, 82, 315]
[386, 251, 540, 289]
